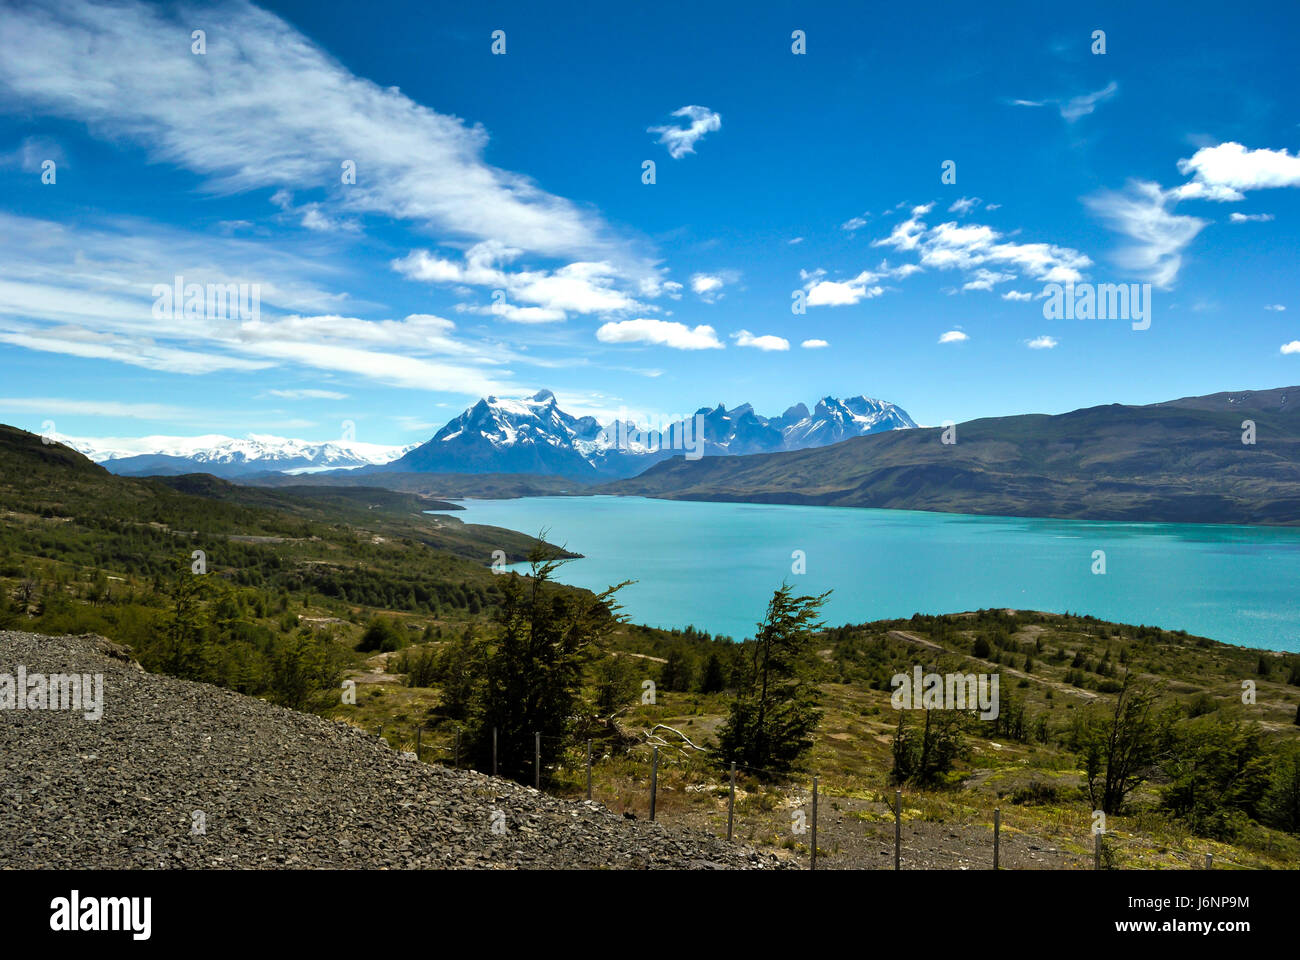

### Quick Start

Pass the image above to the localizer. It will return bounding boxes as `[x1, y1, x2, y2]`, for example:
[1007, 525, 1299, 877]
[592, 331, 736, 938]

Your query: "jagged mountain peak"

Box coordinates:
[387, 391, 916, 479]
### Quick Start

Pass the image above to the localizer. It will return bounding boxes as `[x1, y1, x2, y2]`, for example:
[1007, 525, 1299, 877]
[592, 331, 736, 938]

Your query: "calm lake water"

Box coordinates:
[445, 496, 1300, 652]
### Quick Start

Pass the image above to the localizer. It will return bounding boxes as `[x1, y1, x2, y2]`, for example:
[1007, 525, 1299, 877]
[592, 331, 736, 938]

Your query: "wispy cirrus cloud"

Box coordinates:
[648, 105, 721, 159]
[266, 388, 348, 400]
[872, 208, 1091, 288]
[0, 0, 637, 270]
[0, 212, 522, 395]
[1008, 81, 1118, 121]
[393, 243, 644, 320]
[1083, 181, 1207, 289]
[1087, 143, 1300, 287]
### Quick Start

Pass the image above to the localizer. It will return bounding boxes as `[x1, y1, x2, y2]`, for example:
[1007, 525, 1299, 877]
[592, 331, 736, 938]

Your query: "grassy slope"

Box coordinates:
[599, 386, 1300, 525]
[0, 424, 570, 653]
[5, 422, 1300, 868]
[361, 609, 1300, 869]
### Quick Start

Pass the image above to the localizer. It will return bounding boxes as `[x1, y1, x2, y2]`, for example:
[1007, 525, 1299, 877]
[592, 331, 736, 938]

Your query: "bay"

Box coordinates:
[445, 496, 1300, 652]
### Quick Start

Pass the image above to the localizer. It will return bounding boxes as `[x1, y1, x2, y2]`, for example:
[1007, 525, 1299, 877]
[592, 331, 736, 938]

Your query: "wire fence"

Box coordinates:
[367, 720, 1259, 870]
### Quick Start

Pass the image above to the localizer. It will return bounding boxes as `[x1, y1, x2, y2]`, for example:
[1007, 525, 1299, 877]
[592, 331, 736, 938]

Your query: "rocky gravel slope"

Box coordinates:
[0, 632, 786, 870]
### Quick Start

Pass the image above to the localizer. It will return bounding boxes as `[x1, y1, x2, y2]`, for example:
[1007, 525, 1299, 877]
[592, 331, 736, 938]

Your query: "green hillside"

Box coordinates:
[600, 386, 1300, 525]
[0, 424, 562, 702]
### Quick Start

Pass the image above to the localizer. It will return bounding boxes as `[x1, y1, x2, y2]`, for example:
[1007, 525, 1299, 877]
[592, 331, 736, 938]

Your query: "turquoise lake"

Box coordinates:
[446, 496, 1300, 652]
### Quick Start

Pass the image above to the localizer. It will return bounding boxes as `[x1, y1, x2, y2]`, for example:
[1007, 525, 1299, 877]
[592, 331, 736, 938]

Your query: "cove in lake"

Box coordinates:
[442, 496, 1300, 652]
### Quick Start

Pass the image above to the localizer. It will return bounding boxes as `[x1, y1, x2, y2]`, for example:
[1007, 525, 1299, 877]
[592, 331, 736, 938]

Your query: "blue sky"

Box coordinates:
[1, 0, 1298, 449]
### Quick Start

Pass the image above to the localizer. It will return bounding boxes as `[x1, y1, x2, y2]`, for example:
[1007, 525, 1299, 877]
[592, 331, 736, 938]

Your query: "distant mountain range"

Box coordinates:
[70, 434, 415, 478]
[598, 386, 1300, 525]
[381, 389, 916, 479]
[78, 390, 916, 480]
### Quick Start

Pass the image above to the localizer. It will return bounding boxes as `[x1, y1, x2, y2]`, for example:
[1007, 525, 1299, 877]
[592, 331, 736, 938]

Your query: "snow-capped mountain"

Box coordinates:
[778, 396, 917, 447]
[66, 433, 416, 478]
[383, 389, 916, 479]
[388, 390, 603, 477]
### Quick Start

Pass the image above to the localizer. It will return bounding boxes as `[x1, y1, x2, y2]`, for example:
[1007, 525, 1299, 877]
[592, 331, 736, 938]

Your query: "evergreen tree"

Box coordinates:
[890, 708, 968, 785]
[357, 616, 404, 652]
[715, 584, 829, 776]
[469, 545, 627, 785]
[592, 653, 637, 716]
[1070, 672, 1168, 814]
[158, 560, 209, 679]
[698, 651, 727, 693]
[660, 644, 695, 692]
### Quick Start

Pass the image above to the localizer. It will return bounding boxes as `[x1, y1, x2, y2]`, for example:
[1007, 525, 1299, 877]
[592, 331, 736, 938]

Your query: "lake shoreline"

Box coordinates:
[442, 496, 1300, 653]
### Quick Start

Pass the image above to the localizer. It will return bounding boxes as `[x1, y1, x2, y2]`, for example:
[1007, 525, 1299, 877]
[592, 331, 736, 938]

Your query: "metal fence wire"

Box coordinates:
[374, 722, 1255, 871]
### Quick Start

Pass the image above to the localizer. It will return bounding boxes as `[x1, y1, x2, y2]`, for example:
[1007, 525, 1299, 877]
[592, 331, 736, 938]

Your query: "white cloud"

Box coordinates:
[1230, 212, 1275, 223]
[456, 301, 566, 324]
[732, 330, 790, 351]
[648, 105, 721, 159]
[1002, 290, 1033, 301]
[1, 134, 65, 173]
[1265, 304, 1286, 312]
[948, 197, 980, 215]
[595, 318, 723, 350]
[1026, 335, 1058, 349]
[691, 273, 726, 302]
[799, 267, 888, 307]
[393, 243, 643, 318]
[267, 388, 348, 400]
[801, 339, 829, 349]
[1281, 341, 1300, 354]
[299, 204, 359, 234]
[938, 330, 969, 344]
[841, 214, 869, 232]
[1059, 82, 1118, 121]
[0, 0, 632, 266]
[1009, 82, 1118, 121]
[1174, 143, 1300, 202]
[0, 396, 195, 420]
[962, 268, 1016, 292]
[875, 211, 1091, 286]
[0, 212, 522, 394]
[1083, 181, 1207, 288]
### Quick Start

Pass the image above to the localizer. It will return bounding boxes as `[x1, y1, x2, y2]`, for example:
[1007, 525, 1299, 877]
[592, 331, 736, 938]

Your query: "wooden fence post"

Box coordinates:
[993, 808, 1000, 870]
[649, 746, 658, 821]
[415, 725, 421, 760]
[586, 739, 592, 800]
[894, 790, 902, 870]
[727, 763, 736, 841]
[492, 727, 497, 777]
[810, 776, 819, 871]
